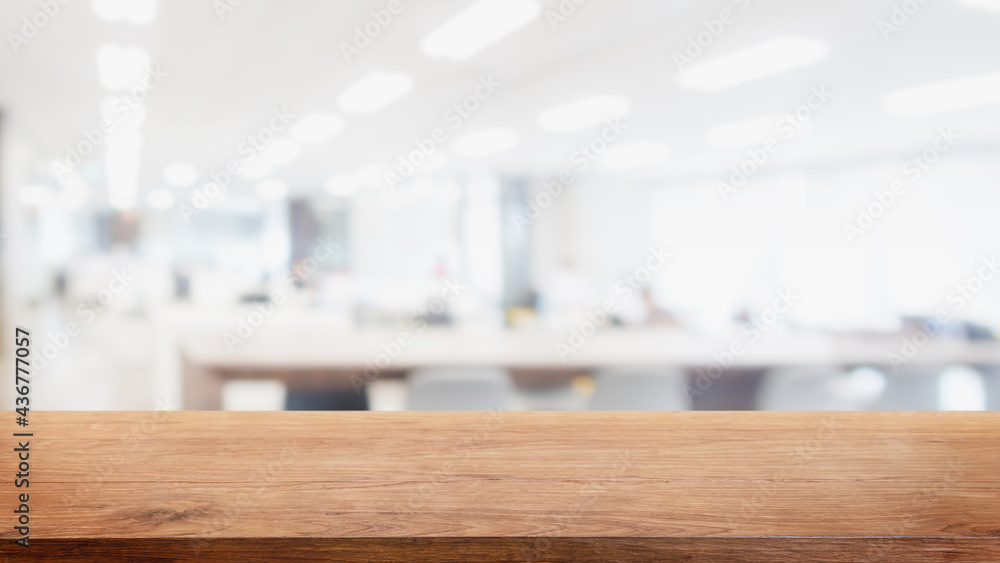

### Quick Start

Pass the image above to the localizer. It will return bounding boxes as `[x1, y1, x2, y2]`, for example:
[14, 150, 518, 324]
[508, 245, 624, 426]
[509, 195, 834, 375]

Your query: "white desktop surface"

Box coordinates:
[161, 305, 1000, 370]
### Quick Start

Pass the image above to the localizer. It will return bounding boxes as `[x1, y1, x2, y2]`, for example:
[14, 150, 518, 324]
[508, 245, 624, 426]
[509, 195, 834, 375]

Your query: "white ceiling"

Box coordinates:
[2, 0, 1000, 200]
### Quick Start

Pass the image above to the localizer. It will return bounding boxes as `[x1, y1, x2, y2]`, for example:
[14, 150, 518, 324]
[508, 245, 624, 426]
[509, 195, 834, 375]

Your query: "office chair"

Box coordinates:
[406, 367, 513, 410]
[588, 368, 688, 411]
[758, 367, 886, 410]
[876, 365, 986, 411]
[984, 366, 1000, 411]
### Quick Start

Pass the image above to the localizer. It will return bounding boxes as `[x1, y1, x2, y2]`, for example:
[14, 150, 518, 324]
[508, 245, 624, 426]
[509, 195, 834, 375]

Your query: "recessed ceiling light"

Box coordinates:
[955, 0, 1000, 11]
[91, 0, 157, 23]
[290, 113, 345, 145]
[266, 139, 302, 164]
[338, 71, 414, 114]
[706, 115, 776, 149]
[453, 128, 519, 158]
[422, 0, 542, 60]
[96, 45, 151, 90]
[601, 142, 671, 168]
[677, 37, 828, 92]
[163, 162, 198, 187]
[147, 188, 176, 209]
[538, 95, 632, 133]
[256, 179, 289, 200]
[101, 94, 146, 128]
[882, 71, 1000, 117]
[325, 174, 361, 196]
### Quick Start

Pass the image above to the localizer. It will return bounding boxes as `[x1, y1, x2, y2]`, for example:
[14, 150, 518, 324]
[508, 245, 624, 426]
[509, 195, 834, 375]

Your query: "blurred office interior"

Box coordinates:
[1, 0, 999, 411]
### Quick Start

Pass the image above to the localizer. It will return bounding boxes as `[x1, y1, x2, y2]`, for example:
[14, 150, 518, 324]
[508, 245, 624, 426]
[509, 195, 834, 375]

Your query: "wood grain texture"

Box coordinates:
[7, 538, 1000, 562]
[2, 411, 998, 561]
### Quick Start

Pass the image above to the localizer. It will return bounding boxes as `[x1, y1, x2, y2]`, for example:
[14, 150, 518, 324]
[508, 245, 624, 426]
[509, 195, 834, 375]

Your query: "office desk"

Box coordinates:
[173, 323, 1000, 409]
[4, 412, 998, 561]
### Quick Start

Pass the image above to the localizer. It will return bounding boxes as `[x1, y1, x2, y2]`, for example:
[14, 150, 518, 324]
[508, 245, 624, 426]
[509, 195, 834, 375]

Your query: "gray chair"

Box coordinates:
[406, 367, 513, 411]
[876, 365, 987, 411]
[589, 369, 688, 411]
[758, 367, 886, 411]
[874, 371, 940, 410]
[985, 367, 1000, 411]
[514, 383, 589, 411]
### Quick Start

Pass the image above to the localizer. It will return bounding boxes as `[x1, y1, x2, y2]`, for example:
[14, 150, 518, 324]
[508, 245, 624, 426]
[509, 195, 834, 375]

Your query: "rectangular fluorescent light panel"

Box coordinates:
[289, 113, 345, 144]
[338, 71, 414, 115]
[538, 95, 632, 132]
[96, 44, 151, 90]
[677, 37, 828, 92]
[956, 0, 1000, 11]
[882, 71, 1000, 117]
[422, 0, 541, 60]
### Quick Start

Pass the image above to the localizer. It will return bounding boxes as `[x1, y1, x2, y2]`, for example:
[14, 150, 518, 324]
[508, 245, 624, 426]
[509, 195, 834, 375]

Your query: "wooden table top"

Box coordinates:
[3, 411, 999, 561]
